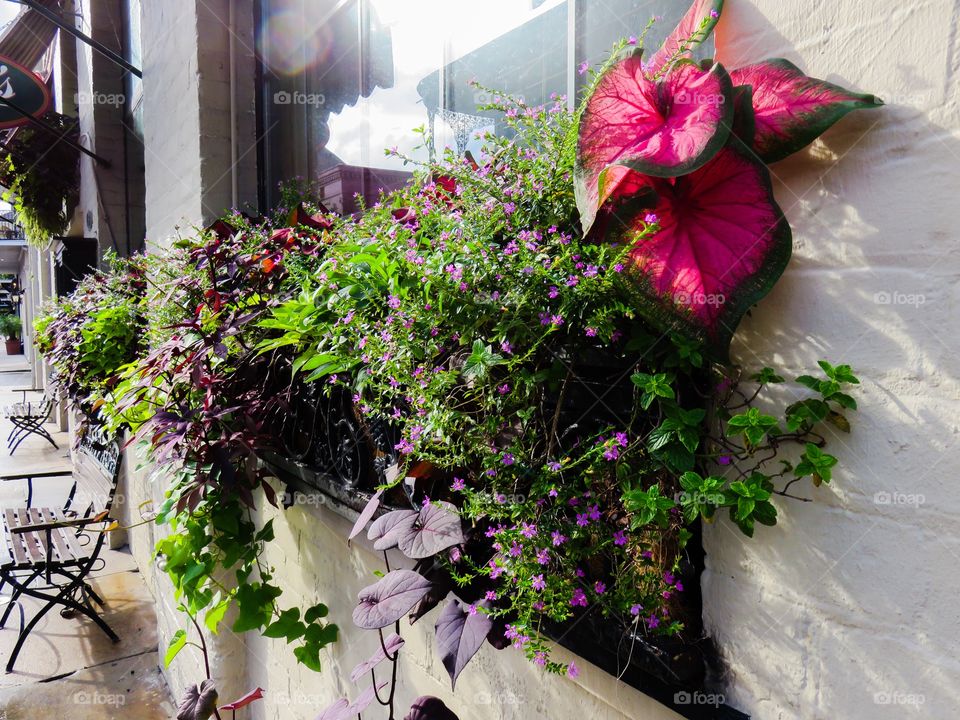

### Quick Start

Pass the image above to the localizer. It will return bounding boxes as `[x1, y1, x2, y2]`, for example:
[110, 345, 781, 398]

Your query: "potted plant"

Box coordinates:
[0, 313, 23, 354]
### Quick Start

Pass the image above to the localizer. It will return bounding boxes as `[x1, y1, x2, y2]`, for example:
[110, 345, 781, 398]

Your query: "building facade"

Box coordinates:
[4, 1, 957, 719]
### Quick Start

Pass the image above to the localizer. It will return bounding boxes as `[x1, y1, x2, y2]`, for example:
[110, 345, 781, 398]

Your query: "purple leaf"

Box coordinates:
[349, 489, 383, 540]
[404, 696, 460, 720]
[314, 698, 349, 720]
[353, 570, 433, 629]
[347, 681, 388, 716]
[176, 680, 218, 720]
[397, 502, 465, 559]
[648, 0, 723, 74]
[730, 59, 883, 162]
[434, 599, 492, 689]
[368, 509, 417, 551]
[349, 633, 405, 682]
[575, 55, 732, 235]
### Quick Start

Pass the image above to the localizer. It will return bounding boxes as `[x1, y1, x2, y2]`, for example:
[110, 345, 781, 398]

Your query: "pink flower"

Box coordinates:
[567, 661, 580, 678]
[451, 477, 466, 492]
[485, 590, 497, 601]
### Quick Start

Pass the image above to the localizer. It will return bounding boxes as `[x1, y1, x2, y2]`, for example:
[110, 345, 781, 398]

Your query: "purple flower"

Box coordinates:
[387, 294, 401, 309]
[394, 439, 414, 454]
[550, 314, 564, 326]
[588, 504, 601, 521]
[570, 588, 588, 607]
[501, 340, 513, 354]
[718, 455, 732, 465]
[497, 383, 511, 395]
[520, 522, 537, 538]
[547, 461, 561, 472]
[565, 276, 579, 287]
[644, 212, 659, 224]
[577, 61, 589, 75]
[532, 574, 546, 591]
[603, 446, 620, 462]
[451, 477, 466, 492]
[567, 661, 580, 678]
[536, 548, 550, 565]
[575, 567, 585, 578]
[548, 286, 560, 299]
[485, 590, 497, 601]
[710, 8, 719, 18]
[509, 542, 522, 558]
[676, 582, 684, 592]
[615, 432, 629, 447]
[630, 604, 643, 616]
[534, 651, 547, 667]
[628, 35, 637, 45]
[664, 571, 675, 585]
[613, 263, 624, 273]
[532, 601, 545, 611]
[647, 615, 660, 629]
[594, 581, 606, 595]
[613, 530, 627, 546]
[585, 327, 598, 337]
[551, 530, 567, 546]
[502, 453, 515, 466]
[575, 513, 589, 527]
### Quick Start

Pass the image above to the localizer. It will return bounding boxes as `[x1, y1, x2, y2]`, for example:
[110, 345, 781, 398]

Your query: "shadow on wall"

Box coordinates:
[706, 4, 960, 719]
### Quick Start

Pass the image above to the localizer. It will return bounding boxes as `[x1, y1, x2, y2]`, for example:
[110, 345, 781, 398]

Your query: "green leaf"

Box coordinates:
[264, 608, 306, 640]
[204, 598, 231, 634]
[164, 629, 187, 668]
[304, 603, 329, 623]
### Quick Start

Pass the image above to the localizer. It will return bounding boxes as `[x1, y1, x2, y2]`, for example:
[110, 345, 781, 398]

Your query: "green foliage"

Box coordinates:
[0, 313, 21, 339]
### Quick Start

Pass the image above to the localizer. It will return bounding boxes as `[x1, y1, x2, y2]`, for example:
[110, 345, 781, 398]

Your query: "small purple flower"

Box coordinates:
[570, 588, 588, 607]
[644, 212, 659, 224]
[664, 571, 675, 585]
[497, 383, 511, 395]
[387, 294, 401, 309]
[594, 581, 606, 595]
[615, 432, 629, 447]
[503, 202, 516, 215]
[501, 340, 513, 354]
[718, 455, 732, 465]
[710, 8, 719, 18]
[577, 61, 589, 75]
[630, 604, 643, 616]
[451, 477, 466, 492]
[575, 567, 585, 578]
[509, 542, 522, 558]
[647, 615, 660, 629]
[551, 530, 567, 546]
[588, 504, 601, 521]
[502, 453, 515, 466]
[520, 522, 537, 539]
[676, 582, 684, 592]
[532, 574, 546, 591]
[613, 263, 624, 273]
[575, 513, 589, 527]
[534, 651, 547, 667]
[547, 461, 561, 472]
[603, 446, 620, 462]
[485, 590, 497, 601]
[394, 439, 414, 454]
[536, 548, 550, 565]
[613, 530, 627, 546]
[585, 327, 598, 337]
[628, 35, 637, 45]
[548, 286, 559, 299]
[567, 661, 580, 678]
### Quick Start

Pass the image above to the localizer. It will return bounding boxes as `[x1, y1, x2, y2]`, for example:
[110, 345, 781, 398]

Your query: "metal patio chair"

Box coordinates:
[0, 427, 122, 672]
[2, 386, 59, 455]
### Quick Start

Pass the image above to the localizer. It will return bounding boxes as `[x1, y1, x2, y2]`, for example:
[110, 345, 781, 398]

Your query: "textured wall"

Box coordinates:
[703, 1, 960, 718]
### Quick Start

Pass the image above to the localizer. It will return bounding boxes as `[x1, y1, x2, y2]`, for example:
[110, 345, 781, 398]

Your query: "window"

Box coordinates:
[256, 0, 710, 212]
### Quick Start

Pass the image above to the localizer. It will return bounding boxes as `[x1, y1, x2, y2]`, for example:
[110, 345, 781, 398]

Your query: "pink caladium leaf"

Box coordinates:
[608, 143, 791, 352]
[575, 54, 733, 235]
[730, 59, 883, 162]
[647, 0, 724, 75]
[434, 599, 493, 689]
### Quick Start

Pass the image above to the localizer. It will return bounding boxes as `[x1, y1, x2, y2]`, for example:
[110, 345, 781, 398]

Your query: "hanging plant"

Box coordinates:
[1, 111, 81, 247]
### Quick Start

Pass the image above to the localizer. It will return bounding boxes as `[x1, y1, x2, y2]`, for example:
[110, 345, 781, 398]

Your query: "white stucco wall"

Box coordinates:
[704, 2, 960, 719]
[120, 1, 959, 718]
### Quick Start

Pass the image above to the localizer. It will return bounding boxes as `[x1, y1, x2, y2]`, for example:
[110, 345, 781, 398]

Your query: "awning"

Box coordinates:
[0, 0, 59, 78]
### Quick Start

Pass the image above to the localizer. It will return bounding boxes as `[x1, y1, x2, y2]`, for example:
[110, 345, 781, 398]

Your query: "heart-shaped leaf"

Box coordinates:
[576, 55, 732, 235]
[368, 509, 417, 551]
[397, 502, 465, 559]
[177, 680, 218, 720]
[349, 632, 405, 682]
[647, 0, 724, 75]
[349, 489, 383, 540]
[353, 570, 433, 629]
[404, 696, 461, 720]
[435, 598, 492, 689]
[730, 59, 883, 162]
[610, 143, 791, 351]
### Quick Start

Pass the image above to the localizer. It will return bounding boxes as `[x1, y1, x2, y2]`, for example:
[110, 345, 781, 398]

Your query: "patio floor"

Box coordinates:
[0, 355, 176, 719]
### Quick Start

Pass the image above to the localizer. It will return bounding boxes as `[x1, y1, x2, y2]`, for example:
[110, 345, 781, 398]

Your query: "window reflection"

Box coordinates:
[258, 0, 709, 212]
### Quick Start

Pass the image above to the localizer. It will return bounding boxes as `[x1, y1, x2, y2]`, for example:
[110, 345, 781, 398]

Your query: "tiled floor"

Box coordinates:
[0, 357, 176, 719]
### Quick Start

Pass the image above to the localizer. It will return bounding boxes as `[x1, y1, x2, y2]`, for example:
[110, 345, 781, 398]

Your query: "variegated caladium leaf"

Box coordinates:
[575, 54, 733, 235]
[648, 0, 724, 75]
[605, 142, 791, 352]
[730, 59, 883, 162]
[353, 570, 433, 629]
[434, 598, 492, 688]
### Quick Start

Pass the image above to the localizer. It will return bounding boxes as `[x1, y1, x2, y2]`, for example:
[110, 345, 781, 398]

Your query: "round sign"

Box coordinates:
[0, 56, 52, 130]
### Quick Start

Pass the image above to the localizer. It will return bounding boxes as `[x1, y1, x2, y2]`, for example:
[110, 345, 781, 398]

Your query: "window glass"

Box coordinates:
[258, 0, 709, 212]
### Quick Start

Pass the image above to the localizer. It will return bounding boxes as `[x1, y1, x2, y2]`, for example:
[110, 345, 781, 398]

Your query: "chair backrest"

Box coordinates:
[69, 424, 122, 519]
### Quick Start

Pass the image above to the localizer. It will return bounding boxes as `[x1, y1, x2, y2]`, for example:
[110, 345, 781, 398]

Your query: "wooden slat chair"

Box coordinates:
[2, 387, 59, 455]
[0, 428, 122, 672]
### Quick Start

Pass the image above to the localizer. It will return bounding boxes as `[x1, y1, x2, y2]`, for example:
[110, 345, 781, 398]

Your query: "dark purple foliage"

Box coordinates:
[396, 502, 465, 559]
[403, 696, 461, 720]
[434, 598, 493, 688]
[353, 570, 433, 629]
